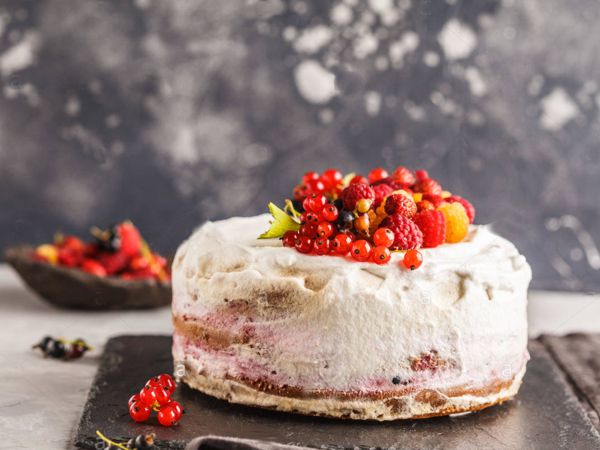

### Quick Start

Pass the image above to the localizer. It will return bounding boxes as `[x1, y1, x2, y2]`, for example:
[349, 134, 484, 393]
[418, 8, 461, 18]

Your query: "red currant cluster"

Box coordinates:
[33, 221, 170, 281]
[263, 166, 476, 270]
[128, 374, 183, 427]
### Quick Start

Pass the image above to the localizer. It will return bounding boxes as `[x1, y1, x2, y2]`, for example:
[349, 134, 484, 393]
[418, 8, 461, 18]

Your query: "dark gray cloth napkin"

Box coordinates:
[186, 435, 312, 450]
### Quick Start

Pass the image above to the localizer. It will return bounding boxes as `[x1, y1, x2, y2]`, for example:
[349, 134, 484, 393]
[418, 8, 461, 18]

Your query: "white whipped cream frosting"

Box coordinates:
[172, 214, 532, 392]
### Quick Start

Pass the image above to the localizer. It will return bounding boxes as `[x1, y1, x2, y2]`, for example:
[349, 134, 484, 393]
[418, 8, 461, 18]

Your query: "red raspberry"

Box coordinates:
[413, 210, 446, 248]
[372, 183, 394, 208]
[340, 183, 375, 211]
[392, 166, 416, 186]
[349, 175, 368, 185]
[380, 214, 423, 250]
[417, 200, 435, 212]
[371, 177, 404, 190]
[447, 196, 475, 223]
[421, 194, 445, 208]
[384, 194, 417, 218]
[415, 169, 429, 181]
[414, 178, 442, 196]
[97, 251, 129, 275]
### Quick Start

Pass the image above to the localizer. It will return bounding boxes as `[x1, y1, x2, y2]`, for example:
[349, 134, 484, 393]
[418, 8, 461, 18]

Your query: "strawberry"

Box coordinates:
[413, 210, 446, 248]
[384, 194, 417, 218]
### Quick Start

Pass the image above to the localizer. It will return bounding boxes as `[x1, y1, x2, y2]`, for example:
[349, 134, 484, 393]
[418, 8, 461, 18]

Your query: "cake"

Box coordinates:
[172, 168, 532, 420]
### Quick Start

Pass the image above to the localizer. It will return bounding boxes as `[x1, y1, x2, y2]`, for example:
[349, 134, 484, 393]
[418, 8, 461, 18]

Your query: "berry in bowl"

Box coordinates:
[5, 221, 171, 310]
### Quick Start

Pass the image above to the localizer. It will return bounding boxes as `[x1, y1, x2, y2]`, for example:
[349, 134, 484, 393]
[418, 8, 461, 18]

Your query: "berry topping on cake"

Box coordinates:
[438, 202, 470, 243]
[259, 166, 477, 267]
[341, 183, 375, 211]
[413, 210, 446, 248]
[384, 193, 417, 218]
[381, 214, 423, 250]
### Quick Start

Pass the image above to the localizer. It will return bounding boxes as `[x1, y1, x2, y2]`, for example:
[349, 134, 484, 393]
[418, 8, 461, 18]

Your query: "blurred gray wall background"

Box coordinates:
[0, 0, 599, 292]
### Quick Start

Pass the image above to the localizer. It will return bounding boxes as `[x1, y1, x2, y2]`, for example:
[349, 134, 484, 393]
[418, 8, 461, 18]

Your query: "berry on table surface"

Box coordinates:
[34, 244, 59, 265]
[381, 214, 423, 250]
[372, 246, 391, 265]
[413, 210, 446, 248]
[351, 240, 372, 261]
[384, 194, 417, 218]
[340, 183, 375, 211]
[438, 202, 469, 243]
[130, 403, 152, 422]
[157, 404, 181, 427]
[128, 433, 156, 449]
[368, 167, 389, 183]
[402, 249, 423, 270]
[373, 227, 395, 248]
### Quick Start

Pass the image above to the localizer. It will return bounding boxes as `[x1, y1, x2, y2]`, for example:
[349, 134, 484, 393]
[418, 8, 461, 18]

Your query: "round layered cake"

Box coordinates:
[172, 214, 531, 420]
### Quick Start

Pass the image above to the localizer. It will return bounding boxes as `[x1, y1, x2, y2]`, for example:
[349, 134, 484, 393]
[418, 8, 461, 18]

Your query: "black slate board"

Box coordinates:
[75, 336, 600, 450]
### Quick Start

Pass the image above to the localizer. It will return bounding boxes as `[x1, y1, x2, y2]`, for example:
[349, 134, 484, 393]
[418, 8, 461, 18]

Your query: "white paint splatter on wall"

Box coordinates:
[539, 88, 579, 130]
[438, 19, 477, 61]
[294, 59, 337, 104]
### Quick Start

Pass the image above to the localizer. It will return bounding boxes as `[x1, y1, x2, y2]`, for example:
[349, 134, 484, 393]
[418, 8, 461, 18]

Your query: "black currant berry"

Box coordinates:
[47, 340, 66, 359]
[333, 198, 343, 210]
[336, 210, 354, 231]
[291, 199, 304, 213]
[128, 433, 155, 449]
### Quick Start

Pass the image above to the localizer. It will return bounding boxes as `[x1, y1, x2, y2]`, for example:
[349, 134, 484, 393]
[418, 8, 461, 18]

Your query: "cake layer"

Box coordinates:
[172, 214, 531, 419]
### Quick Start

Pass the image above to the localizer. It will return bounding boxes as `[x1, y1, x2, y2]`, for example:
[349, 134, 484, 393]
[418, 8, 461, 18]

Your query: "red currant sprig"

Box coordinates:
[128, 373, 183, 427]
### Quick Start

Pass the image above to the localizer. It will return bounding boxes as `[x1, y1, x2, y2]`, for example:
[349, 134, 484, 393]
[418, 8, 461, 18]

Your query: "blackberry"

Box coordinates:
[336, 210, 355, 231]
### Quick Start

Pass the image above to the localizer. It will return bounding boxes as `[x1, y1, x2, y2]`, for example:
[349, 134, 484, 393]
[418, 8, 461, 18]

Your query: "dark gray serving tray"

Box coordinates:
[74, 335, 600, 450]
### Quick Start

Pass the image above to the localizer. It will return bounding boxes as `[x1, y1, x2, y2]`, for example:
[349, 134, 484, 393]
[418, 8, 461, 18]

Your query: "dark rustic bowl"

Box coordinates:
[4, 245, 172, 310]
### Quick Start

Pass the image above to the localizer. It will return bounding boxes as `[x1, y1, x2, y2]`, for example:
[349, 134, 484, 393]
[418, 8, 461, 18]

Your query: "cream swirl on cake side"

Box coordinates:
[172, 214, 531, 420]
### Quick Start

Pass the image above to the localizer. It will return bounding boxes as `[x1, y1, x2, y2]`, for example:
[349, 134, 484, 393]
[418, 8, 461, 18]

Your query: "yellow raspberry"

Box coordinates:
[35, 244, 59, 264]
[413, 193, 423, 202]
[438, 203, 469, 243]
[441, 190, 452, 199]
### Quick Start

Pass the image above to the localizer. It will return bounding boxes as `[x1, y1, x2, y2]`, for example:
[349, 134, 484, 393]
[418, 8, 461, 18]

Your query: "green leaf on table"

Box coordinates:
[258, 202, 301, 239]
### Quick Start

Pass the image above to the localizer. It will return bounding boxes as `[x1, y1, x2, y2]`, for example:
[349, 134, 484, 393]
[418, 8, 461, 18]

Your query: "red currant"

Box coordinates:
[305, 212, 320, 225]
[157, 405, 180, 427]
[373, 228, 395, 248]
[372, 246, 391, 265]
[368, 167, 389, 183]
[331, 233, 353, 255]
[317, 222, 335, 238]
[129, 403, 151, 423]
[321, 204, 339, 222]
[302, 171, 320, 185]
[293, 184, 308, 201]
[167, 400, 183, 417]
[350, 175, 368, 185]
[128, 394, 141, 408]
[282, 230, 298, 247]
[299, 223, 317, 238]
[313, 237, 331, 255]
[295, 236, 313, 253]
[402, 249, 423, 270]
[306, 179, 325, 193]
[306, 193, 327, 212]
[321, 168, 343, 190]
[351, 240, 372, 262]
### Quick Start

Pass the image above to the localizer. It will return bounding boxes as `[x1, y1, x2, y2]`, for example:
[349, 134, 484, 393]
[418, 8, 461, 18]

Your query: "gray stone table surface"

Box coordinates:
[0, 264, 599, 450]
